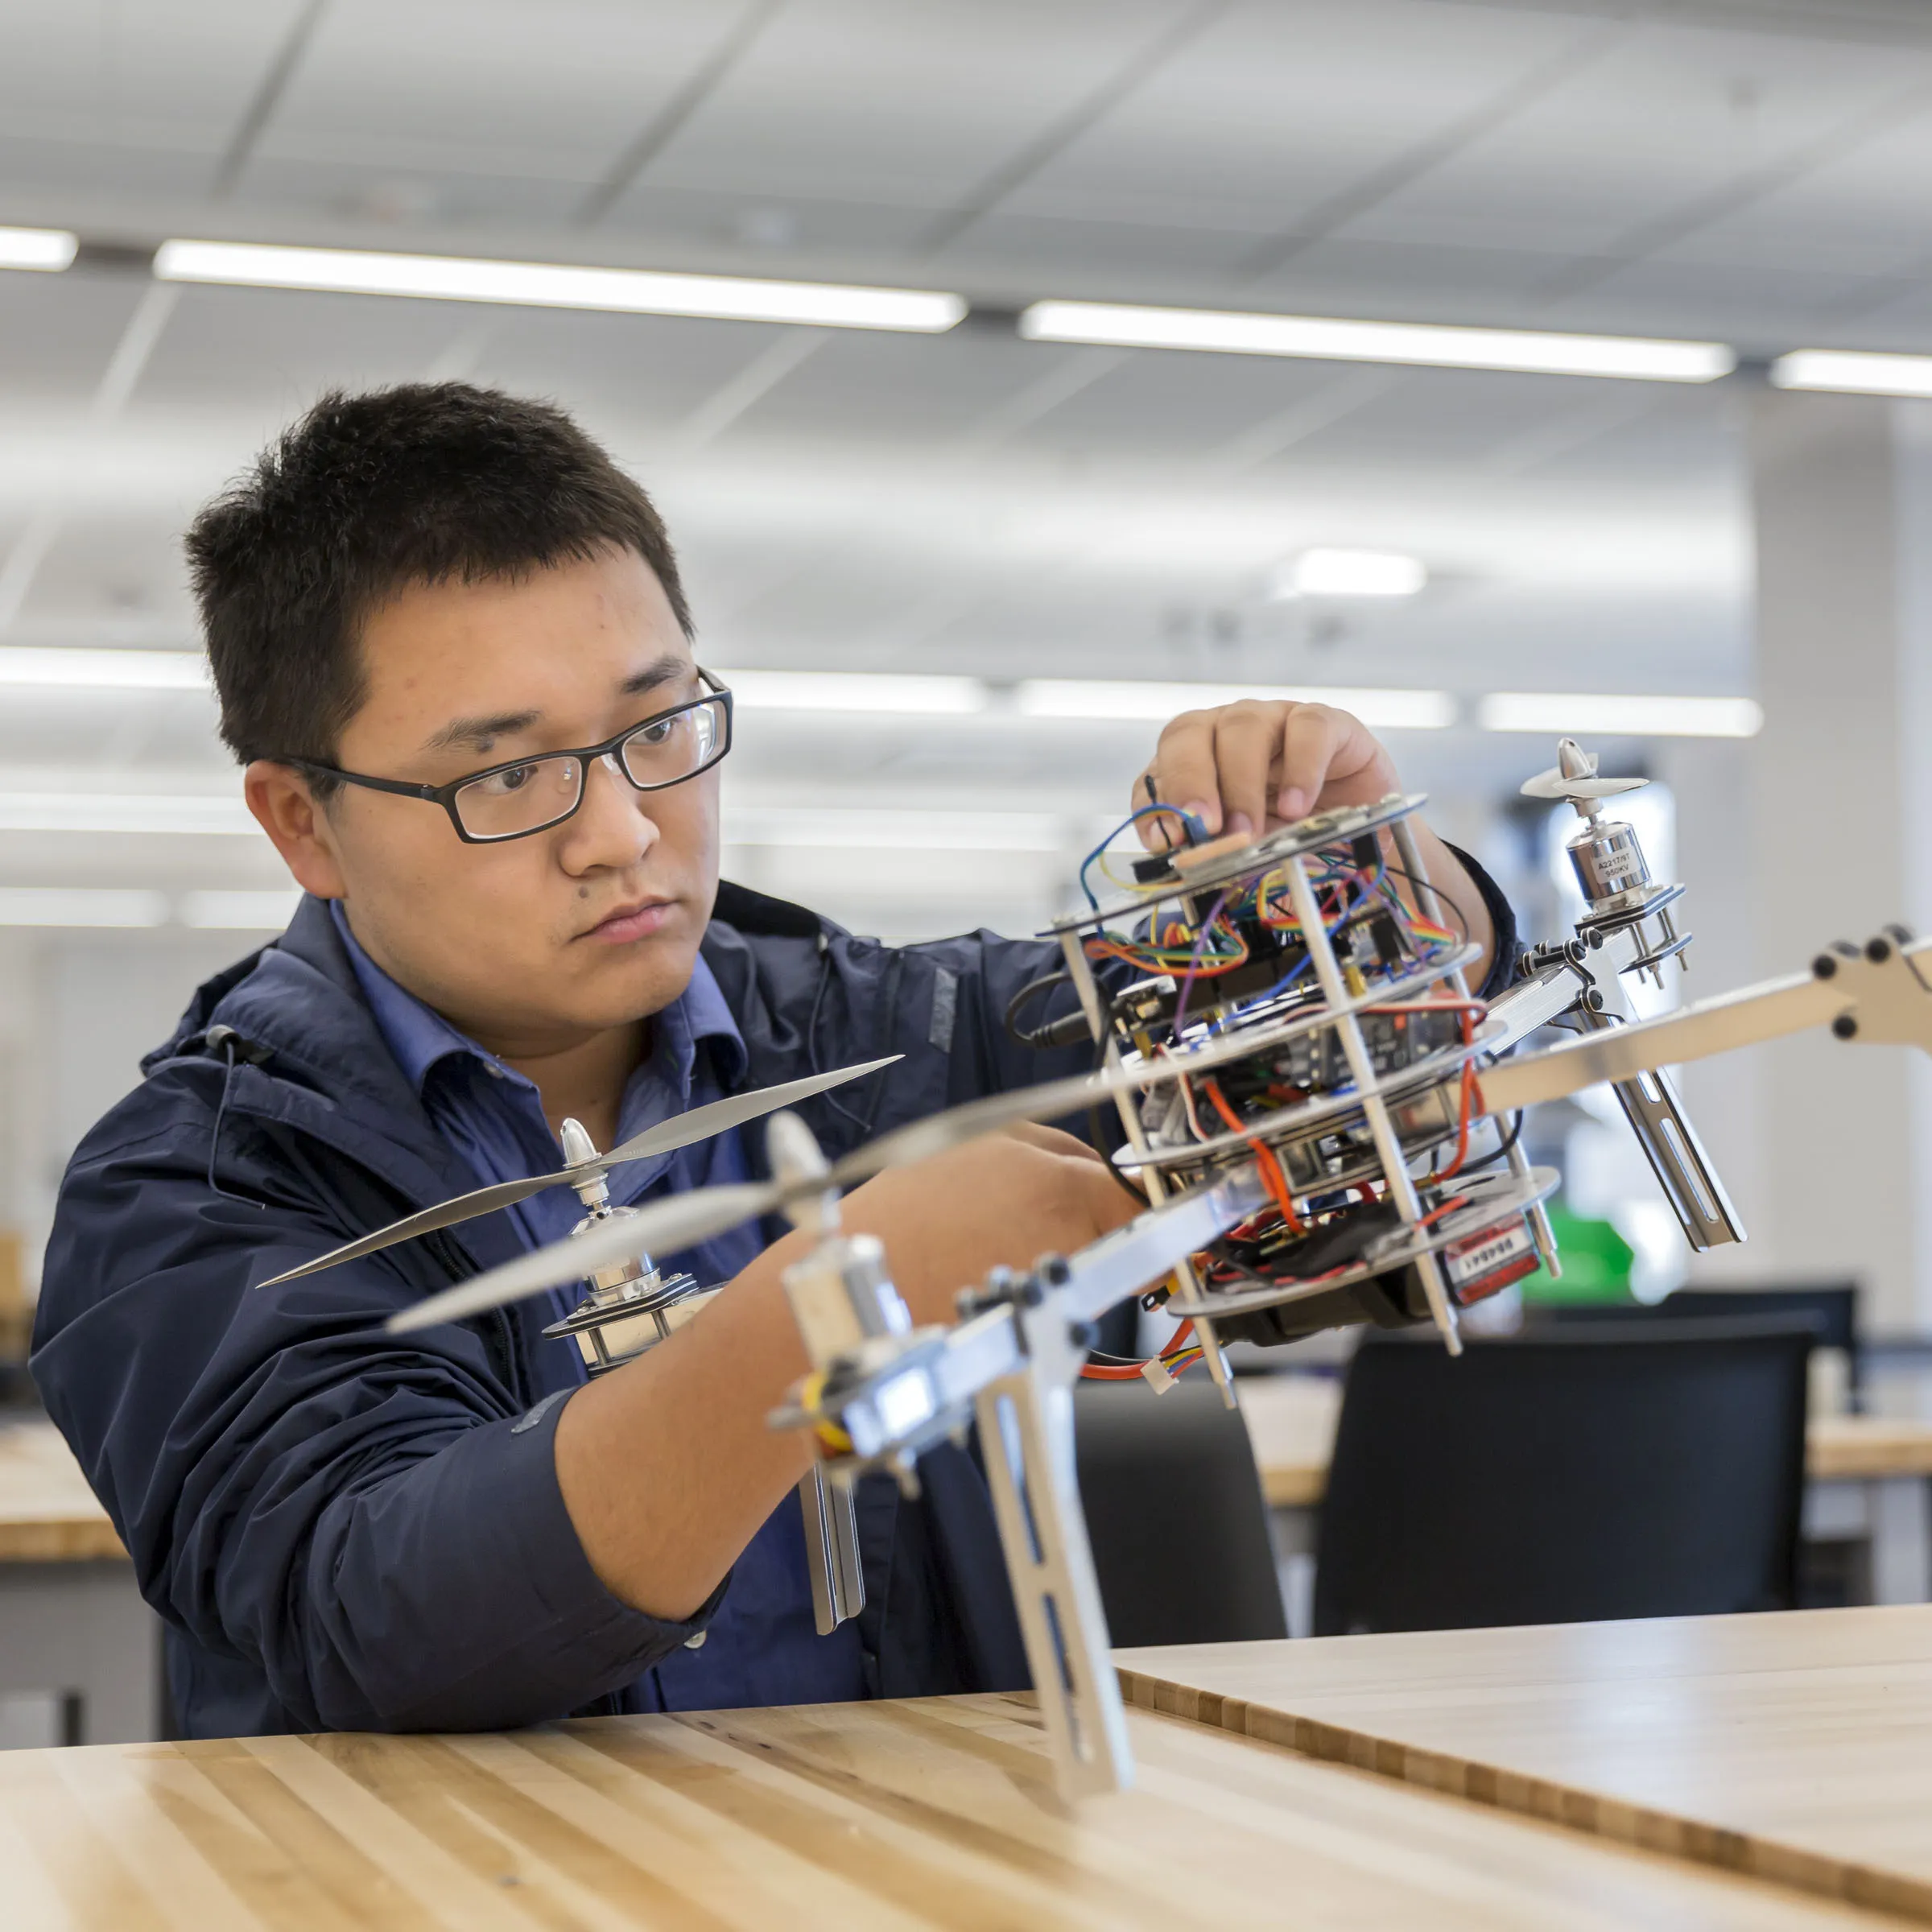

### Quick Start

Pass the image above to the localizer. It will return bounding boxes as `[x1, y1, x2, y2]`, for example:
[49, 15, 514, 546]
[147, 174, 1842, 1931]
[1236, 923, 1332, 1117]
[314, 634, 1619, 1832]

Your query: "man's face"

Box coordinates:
[275, 546, 719, 1055]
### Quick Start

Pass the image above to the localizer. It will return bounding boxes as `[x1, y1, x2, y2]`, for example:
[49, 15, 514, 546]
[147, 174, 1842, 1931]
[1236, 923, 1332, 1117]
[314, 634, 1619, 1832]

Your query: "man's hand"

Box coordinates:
[832, 1123, 1141, 1327]
[1130, 697, 1496, 986]
[1133, 697, 1397, 845]
[555, 1123, 1141, 1621]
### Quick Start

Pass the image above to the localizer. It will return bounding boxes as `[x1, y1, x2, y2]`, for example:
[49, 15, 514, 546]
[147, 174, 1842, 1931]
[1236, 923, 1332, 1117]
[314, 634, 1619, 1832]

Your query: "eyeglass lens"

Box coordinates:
[450, 696, 725, 839]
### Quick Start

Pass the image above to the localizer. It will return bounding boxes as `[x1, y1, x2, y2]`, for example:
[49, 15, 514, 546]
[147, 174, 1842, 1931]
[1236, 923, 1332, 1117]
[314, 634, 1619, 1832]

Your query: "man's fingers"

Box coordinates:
[1136, 709, 1225, 844]
[1275, 704, 1357, 822]
[1211, 703, 1286, 838]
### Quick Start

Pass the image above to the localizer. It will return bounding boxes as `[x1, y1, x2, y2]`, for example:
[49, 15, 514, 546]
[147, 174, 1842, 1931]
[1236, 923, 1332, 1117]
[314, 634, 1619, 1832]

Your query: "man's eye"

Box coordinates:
[634, 719, 676, 746]
[482, 763, 539, 795]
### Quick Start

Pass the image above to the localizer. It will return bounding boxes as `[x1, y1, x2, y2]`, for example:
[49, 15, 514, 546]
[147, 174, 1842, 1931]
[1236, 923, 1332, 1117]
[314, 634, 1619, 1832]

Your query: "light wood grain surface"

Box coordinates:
[0, 1423, 124, 1563]
[1121, 1604, 1932, 1923]
[0, 1693, 1909, 1930]
[1236, 1373, 1932, 1505]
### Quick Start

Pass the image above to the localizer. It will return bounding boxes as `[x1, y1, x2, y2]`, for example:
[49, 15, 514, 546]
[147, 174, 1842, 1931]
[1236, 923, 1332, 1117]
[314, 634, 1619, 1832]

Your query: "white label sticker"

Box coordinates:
[1444, 1220, 1534, 1286]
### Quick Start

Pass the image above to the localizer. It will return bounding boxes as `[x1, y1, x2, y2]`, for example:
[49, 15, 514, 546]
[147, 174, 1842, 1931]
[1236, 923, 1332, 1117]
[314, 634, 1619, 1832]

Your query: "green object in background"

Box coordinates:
[1520, 1199, 1636, 1304]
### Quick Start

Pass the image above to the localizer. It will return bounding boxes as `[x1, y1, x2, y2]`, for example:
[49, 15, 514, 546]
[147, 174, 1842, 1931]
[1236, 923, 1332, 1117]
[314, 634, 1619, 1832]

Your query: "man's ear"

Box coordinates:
[244, 762, 349, 901]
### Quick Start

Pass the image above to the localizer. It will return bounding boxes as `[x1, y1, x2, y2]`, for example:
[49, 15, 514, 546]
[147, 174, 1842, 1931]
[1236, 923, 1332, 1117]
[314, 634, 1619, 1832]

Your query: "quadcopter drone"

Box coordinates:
[266, 736, 1932, 1800]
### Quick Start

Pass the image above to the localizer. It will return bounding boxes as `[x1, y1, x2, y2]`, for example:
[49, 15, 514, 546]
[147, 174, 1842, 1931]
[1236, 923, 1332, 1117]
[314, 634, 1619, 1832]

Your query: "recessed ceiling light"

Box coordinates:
[1017, 681, 1455, 731]
[154, 239, 967, 334]
[1769, 349, 1932, 398]
[718, 670, 989, 714]
[0, 793, 258, 835]
[0, 646, 208, 689]
[1270, 549, 1427, 600]
[0, 226, 78, 273]
[1478, 692, 1763, 738]
[1019, 300, 1736, 384]
[0, 887, 167, 927]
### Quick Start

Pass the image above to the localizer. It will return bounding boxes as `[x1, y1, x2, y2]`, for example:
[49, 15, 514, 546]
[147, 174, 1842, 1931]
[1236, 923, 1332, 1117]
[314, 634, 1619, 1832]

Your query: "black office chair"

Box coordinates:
[1074, 1376, 1287, 1646]
[1314, 1319, 1813, 1637]
[1538, 1283, 1862, 1407]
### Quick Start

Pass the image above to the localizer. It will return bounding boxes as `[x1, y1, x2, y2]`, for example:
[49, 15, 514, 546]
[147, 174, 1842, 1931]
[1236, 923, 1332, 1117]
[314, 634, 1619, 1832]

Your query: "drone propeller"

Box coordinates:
[383, 1061, 1168, 1335]
[261, 1055, 899, 1289]
[1519, 736, 1648, 809]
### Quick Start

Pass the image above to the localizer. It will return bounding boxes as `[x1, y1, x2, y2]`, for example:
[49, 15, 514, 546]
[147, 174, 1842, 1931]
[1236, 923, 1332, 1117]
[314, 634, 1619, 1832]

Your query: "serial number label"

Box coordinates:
[1443, 1220, 1534, 1285]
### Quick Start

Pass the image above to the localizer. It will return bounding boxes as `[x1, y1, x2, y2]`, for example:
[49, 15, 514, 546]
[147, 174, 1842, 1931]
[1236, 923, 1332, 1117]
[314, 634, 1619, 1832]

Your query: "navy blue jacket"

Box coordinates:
[33, 868, 1516, 1738]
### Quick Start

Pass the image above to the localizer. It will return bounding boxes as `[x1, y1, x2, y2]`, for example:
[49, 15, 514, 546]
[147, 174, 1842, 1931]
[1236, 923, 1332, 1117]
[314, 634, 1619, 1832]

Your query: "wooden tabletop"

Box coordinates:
[1237, 1374, 1932, 1506]
[1121, 1604, 1932, 1923]
[0, 1693, 1905, 1930]
[0, 1422, 123, 1563]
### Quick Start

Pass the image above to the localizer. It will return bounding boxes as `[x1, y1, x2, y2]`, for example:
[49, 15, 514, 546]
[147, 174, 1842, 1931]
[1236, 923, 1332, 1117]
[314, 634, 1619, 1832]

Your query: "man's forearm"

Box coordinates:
[553, 1233, 818, 1621]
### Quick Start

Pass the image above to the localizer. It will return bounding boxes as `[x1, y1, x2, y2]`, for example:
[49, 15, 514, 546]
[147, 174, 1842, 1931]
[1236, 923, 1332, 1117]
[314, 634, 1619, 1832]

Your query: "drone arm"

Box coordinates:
[1472, 946, 1928, 1117]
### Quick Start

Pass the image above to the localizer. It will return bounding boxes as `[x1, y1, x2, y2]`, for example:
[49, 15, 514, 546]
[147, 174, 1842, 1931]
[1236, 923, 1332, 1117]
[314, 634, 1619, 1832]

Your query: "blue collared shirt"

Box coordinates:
[330, 901, 868, 1711]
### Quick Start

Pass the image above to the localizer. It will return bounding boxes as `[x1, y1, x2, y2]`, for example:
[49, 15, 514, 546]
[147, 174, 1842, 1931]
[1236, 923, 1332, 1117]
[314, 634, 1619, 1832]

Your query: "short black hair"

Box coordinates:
[188, 382, 692, 780]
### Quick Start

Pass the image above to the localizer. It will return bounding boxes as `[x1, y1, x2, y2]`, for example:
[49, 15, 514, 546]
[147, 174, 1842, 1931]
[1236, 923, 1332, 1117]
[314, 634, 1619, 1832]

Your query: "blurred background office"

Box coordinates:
[1, 0, 1930, 1350]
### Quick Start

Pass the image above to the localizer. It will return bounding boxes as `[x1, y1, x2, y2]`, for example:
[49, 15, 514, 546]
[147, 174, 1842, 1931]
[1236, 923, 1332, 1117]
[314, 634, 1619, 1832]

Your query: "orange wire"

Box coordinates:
[1203, 1077, 1303, 1232]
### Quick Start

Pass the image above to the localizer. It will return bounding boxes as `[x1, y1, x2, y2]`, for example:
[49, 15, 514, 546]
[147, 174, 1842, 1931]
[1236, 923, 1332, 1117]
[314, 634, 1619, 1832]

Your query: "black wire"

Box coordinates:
[1377, 858, 1473, 946]
[1458, 1109, 1525, 1175]
[1004, 968, 1071, 1047]
[204, 1030, 264, 1209]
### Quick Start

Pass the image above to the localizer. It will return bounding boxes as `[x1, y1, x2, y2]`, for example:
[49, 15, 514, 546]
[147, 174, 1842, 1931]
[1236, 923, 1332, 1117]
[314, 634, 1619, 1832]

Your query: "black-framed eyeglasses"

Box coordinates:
[282, 668, 733, 844]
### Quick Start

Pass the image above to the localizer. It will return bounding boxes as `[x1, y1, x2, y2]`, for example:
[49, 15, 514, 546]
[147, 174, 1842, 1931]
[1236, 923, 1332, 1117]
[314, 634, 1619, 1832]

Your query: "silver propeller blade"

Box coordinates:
[261, 1055, 898, 1288]
[598, 1055, 899, 1169]
[386, 1183, 782, 1335]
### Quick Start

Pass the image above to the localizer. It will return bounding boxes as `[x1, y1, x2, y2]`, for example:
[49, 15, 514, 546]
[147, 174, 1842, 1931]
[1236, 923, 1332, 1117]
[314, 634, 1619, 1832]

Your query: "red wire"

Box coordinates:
[1203, 1077, 1303, 1232]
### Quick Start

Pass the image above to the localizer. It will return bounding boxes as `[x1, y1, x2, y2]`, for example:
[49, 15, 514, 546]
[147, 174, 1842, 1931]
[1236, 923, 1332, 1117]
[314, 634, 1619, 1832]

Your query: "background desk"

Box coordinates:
[0, 1423, 157, 1744]
[1240, 1374, 1932, 1612]
[1122, 1604, 1932, 1924]
[0, 1694, 1902, 1930]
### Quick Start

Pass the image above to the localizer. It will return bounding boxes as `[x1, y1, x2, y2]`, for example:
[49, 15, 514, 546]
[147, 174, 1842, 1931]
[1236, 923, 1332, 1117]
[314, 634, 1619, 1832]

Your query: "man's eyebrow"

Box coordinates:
[620, 653, 697, 700]
[423, 708, 543, 754]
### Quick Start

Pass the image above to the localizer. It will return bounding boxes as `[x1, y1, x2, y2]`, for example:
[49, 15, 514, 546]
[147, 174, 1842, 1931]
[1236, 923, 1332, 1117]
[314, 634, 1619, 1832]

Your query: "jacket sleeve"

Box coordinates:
[31, 1089, 722, 1734]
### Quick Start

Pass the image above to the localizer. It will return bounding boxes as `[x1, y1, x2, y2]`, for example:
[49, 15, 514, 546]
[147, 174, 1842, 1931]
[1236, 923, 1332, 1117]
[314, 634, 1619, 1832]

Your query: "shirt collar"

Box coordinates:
[327, 898, 746, 1102]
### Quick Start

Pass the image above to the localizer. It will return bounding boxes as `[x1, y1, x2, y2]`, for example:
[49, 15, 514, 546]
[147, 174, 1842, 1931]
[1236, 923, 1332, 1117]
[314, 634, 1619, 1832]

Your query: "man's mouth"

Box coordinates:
[580, 897, 676, 944]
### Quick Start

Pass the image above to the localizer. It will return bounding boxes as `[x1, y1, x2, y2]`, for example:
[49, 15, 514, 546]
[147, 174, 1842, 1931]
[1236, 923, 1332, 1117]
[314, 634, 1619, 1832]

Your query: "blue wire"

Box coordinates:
[1078, 802, 1209, 909]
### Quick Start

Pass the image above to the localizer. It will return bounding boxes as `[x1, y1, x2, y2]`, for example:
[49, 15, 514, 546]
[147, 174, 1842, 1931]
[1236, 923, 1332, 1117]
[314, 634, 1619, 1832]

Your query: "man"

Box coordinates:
[32, 383, 1513, 1736]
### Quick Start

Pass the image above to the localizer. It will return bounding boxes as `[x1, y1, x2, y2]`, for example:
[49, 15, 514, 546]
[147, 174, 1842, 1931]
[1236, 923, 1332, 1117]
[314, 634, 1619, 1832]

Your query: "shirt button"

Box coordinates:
[684, 1630, 708, 1650]
[484, 1063, 506, 1080]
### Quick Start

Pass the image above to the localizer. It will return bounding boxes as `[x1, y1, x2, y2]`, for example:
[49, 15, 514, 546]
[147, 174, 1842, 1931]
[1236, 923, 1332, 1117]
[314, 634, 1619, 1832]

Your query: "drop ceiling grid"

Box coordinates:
[1341, 17, 1932, 263]
[605, 0, 1195, 216]
[251, 0, 742, 185]
[993, 0, 1608, 238]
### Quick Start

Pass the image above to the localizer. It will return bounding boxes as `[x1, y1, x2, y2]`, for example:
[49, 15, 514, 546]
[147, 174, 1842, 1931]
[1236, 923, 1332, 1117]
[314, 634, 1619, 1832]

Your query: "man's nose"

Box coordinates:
[558, 752, 658, 869]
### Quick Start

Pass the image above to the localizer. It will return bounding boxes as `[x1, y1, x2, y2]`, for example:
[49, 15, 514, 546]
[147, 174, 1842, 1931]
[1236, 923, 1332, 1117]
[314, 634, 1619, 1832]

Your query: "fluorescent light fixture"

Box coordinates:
[1770, 349, 1932, 398]
[1017, 680, 1456, 732]
[1020, 299, 1735, 384]
[180, 889, 300, 929]
[0, 887, 166, 927]
[720, 670, 988, 715]
[0, 646, 208, 689]
[0, 794, 259, 834]
[1271, 548, 1426, 600]
[1478, 692, 1763, 738]
[155, 239, 966, 333]
[0, 226, 77, 273]
[724, 807, 1063, 851]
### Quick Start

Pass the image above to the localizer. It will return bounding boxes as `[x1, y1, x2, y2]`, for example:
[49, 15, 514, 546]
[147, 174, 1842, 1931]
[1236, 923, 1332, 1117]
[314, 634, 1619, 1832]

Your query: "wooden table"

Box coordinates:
[0, 1422, 156, 1745]
[1240, 1375, 1932, 1608]
[1121, 1604, 1932, 1924]
[0, 1694, 1905, 1930]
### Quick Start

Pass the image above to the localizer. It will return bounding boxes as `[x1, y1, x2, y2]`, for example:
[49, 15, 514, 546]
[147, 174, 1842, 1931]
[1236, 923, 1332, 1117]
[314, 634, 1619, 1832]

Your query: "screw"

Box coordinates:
[1832, 1014, 1859, 1041]
[1038, 1253, 1072, 1288]
[1067, 1319, 1098, 1351]
[1867, 935, 1893, 964]
[1814, 954, 1839, 980]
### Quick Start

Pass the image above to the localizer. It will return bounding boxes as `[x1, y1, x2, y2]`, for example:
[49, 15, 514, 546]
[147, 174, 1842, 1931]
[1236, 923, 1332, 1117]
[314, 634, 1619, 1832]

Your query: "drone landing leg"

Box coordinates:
[975, 1368, 1133, 1798]
[798, 1468, 865, 1635]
